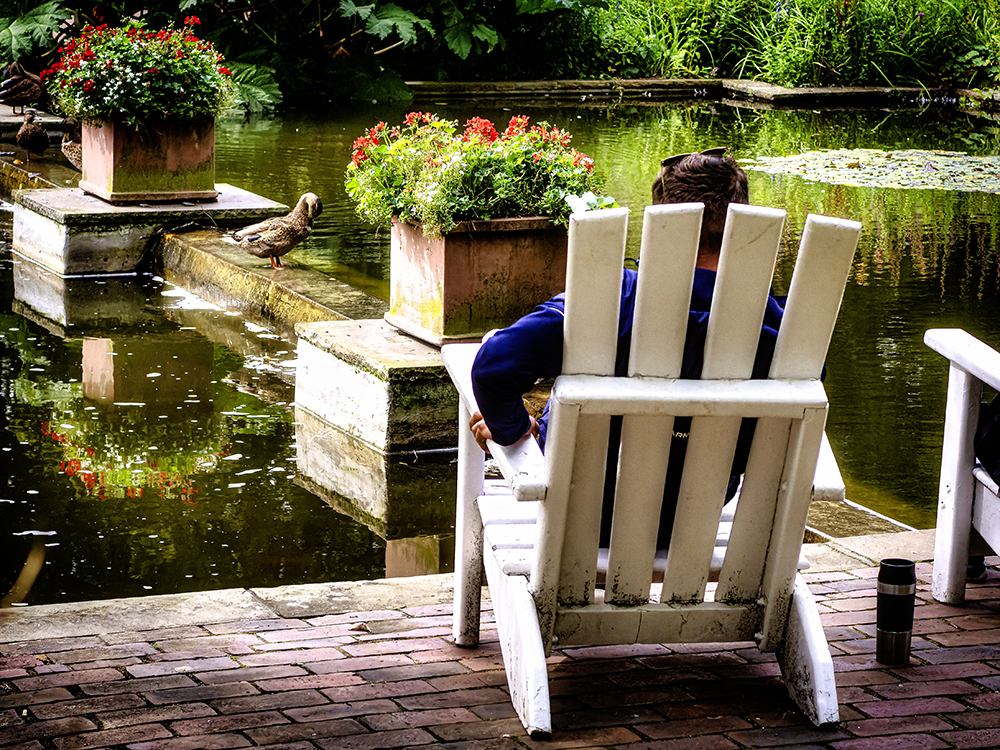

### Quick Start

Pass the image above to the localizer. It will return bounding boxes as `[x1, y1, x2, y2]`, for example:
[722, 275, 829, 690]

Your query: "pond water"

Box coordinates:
[3, 99, 1000, 606]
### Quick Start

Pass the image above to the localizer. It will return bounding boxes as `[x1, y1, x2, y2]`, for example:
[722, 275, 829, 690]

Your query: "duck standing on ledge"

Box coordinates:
[16, 110, 49, 163]
[233, 192, 323, 269]
[0, 62, 47, 115]
[60, 117, 83, 169]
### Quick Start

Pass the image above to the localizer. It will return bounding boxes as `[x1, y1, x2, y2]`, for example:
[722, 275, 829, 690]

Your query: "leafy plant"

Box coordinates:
[0, 1, 68, 62]
[345, 112, 611, 238]
[41, 17, 236, 127]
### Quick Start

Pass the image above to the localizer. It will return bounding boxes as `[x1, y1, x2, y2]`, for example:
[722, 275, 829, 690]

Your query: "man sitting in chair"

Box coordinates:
[468, 148, 785, 548]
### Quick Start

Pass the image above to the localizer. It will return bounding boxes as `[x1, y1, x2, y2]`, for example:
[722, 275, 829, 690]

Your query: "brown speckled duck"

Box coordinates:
[0, 62, 47, 116]
[60, 117, 82, 169]
[233, 193, 323, 269]
[16, 109, 49, 163]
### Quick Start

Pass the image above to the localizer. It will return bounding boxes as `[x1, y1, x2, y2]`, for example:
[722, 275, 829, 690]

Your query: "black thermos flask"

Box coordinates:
[876, 558, 916, 665]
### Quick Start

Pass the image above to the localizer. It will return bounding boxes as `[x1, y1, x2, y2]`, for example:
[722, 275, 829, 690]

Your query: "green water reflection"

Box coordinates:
[214, 102, 1000, 529]
[4, 100, 1000, 606]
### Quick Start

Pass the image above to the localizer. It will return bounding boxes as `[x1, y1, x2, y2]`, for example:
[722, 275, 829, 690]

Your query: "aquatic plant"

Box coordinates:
[41, 17, 235, 127]
[345, 112, 613, 238]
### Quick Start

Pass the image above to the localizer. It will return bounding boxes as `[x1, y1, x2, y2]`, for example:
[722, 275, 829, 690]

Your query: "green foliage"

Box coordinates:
[43, 18, 236, 127]
[226, 62, 283, 113]
[0, 1, 68, 62]
[345, 112, 610, 237]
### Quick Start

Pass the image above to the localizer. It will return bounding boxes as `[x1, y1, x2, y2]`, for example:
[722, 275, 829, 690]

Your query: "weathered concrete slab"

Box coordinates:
[12, 183, 288, 275]
[160, 231, 387, 340]
[294, 405, 455, 539]
[407, 78, 952, 108]
[295, 319, 458, 453]
[0, 588, 276, 643]
[830, 528, 937, 567]
[251, 574, 456, 619]
[10, 252, 161, 333]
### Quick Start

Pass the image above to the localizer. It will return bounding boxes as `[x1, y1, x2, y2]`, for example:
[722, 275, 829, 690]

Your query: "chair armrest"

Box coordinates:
[442, 342, 547, 502]
[812, 431, 845, 502]
[925, 328, 1000, 392]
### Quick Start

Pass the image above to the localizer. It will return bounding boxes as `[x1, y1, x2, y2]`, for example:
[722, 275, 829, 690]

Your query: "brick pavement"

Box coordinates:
[2, 562, 1000, 749]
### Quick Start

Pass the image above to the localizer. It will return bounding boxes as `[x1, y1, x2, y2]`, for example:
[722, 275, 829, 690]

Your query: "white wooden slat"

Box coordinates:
[770, 214, 861, 380]
[974, 465, 1000, 496]
[971, 480, 1000, 558]
[925, 329, 1000, 393]
[553, 600, 755, 647]
[484, 524, 537, 551]
[562, 207, 629, 376]
[482, 538, 552, 735]
[628, 202, 702, 378]
[813, 432, 846, 502]
[606, 202, 700, 605]
[553, 413, 612, 606]
[716, 418, 792, 602]
[441, 343, 482, 413]
[661, 416, 741, 602]
[529, 399, 584, 642]
[760, 407, 827, 650]
[702, 204, 785, 379]
[495, 549, 532, 576]
[606, 415, 672, 605]
[776, 574, 839, 725]
[478, 494, 538, 526]
[453, 398, 485, 647]
[552, 376, 828, 418]
[931, 362, 980, 604]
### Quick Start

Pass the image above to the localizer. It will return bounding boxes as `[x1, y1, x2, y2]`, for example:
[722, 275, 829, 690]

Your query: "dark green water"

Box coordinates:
[2, 100, 999, 605]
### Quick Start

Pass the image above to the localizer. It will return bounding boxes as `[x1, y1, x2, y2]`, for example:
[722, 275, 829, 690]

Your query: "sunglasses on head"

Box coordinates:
[660, 147, 728, 168]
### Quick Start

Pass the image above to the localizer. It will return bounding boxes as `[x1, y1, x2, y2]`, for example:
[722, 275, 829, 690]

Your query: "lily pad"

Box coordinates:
[746, 149, 1000, 194]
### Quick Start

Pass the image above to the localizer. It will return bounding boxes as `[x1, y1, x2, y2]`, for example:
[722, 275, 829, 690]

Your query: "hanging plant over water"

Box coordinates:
[747, 149, 1000, 193]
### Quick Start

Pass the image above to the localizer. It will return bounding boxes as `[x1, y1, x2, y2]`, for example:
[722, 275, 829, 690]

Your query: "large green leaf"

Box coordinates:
[0, 1, 68, 61]
[226, 62, 283, 114]
[365, 4, 433, 44]
[340, 0, 376, 21]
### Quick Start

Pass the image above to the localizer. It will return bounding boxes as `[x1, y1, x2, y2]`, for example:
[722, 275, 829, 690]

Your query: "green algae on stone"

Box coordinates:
[746, 149, 1000, 193]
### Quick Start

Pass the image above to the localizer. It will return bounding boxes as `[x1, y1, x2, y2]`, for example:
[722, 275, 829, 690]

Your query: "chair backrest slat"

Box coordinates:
[656, 206, 786, 601]
[538, 208, 628, 616]
[562, 207, 629, 376]
[605, 203, 702, 604]
[718, 214, 861, 606]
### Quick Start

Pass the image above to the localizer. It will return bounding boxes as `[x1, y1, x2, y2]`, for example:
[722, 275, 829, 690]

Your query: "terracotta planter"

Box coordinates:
[79, 118, 217, 204]
[386, 216, 569, 346]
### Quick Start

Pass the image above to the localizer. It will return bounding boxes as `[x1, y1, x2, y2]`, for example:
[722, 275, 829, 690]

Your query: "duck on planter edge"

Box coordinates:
[232, 192, 323, 269]
[16, 109, 49, 163]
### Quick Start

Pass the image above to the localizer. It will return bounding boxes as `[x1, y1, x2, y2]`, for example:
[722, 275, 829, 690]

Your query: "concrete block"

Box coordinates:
[294, 319, 458, 454]
[12, 183, 287, 275]
[294, 405, 455, 538]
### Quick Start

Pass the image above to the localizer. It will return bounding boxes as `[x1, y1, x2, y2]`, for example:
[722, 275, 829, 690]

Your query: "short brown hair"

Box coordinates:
[651, 151, 749, 255]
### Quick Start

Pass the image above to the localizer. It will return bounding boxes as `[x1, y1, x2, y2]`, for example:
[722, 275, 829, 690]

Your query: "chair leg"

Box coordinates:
[932, 363, 979, 605]
[485, 550, 552, 736]
[776, 573, 839, 726]
[454, 401, 485, 647]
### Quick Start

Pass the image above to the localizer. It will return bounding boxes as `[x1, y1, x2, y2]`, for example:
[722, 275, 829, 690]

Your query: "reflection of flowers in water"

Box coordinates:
[41, 420, 211, 503]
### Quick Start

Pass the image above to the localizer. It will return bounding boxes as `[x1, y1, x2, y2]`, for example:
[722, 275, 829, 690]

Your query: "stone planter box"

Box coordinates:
[386, 216, 569, 346]
[79, 118, 217, 204]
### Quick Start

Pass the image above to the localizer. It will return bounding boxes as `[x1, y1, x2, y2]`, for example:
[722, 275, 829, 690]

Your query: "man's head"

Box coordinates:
[651, 148, 749, 260]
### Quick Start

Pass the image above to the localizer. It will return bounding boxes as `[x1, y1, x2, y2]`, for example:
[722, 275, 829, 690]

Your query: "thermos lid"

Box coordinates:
[878, 558, 916, 585]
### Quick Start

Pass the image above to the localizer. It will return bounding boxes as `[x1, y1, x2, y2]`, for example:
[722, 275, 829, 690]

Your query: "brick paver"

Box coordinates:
[3, 563, 1000, 748]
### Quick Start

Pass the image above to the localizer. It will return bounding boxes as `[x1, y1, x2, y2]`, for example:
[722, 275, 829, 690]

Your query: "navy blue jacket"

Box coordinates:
[471, 266, 785, 546]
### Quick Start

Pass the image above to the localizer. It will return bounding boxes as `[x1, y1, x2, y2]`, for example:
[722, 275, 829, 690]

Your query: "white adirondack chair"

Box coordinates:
[442, 202, 861, 736]
[924, 328, 1000, 604]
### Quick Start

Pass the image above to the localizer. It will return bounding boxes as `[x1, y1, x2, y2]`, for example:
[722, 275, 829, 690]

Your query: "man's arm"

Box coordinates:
[470, 297, 565, 446]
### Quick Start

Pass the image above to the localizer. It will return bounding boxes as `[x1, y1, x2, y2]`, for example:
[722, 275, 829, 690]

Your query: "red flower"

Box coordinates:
[218, 67, 231, 76]
[185, 15, 201, 25]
